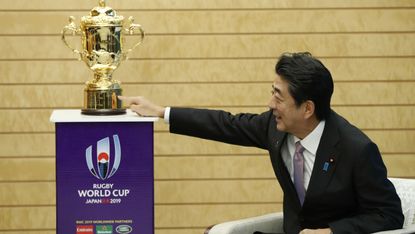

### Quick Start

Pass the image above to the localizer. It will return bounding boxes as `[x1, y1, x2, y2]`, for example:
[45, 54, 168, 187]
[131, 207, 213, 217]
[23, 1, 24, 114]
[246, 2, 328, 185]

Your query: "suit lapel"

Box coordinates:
[270, 129, 304, 210]
[305, 112, 340, 203]
[269, 130, 291, 189]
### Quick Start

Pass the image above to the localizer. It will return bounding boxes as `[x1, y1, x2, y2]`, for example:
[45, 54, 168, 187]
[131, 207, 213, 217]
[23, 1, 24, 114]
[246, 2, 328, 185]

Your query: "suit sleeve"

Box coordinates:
[328, 142, 404, 233]
[169, 107, 272, 150]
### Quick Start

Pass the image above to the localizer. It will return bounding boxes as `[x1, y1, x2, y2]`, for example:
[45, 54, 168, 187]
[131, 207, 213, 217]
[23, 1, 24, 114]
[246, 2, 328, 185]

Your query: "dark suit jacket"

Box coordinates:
[169, 107, 404, 234]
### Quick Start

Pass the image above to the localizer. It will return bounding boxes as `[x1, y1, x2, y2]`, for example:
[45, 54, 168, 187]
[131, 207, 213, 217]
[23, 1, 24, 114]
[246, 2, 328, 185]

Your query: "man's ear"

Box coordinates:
[303, 100, 315, 119]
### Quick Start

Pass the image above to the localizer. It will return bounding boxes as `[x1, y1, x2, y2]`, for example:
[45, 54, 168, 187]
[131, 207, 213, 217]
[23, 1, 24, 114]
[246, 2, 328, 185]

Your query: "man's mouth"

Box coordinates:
[274, 113, 281, 121]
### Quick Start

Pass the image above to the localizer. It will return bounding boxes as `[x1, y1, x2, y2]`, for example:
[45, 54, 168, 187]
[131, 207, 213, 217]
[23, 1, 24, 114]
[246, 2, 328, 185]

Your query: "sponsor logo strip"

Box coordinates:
[76, 225, 94, 234]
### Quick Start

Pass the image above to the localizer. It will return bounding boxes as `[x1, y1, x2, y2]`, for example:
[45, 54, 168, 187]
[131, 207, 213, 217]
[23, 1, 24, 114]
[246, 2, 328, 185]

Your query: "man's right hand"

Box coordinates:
[118, 96, 165, 118]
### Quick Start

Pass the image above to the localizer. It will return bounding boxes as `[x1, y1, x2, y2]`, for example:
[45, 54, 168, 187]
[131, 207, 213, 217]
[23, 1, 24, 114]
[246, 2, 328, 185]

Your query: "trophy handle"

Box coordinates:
[123, 16, 145, 59]
[61, 16, 82, 58]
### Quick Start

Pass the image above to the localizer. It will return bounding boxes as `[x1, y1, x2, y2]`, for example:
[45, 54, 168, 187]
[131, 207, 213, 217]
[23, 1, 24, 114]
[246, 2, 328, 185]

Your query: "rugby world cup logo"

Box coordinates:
[85, 135, 121, 180]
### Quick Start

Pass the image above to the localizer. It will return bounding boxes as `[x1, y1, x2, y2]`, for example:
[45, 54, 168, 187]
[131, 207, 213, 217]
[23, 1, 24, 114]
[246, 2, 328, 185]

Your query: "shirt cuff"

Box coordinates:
[164, 107, 171, 124]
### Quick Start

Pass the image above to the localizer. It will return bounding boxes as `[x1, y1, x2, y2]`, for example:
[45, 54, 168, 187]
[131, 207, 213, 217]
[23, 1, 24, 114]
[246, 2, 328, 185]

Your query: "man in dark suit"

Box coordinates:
[119, 52, 404, 234]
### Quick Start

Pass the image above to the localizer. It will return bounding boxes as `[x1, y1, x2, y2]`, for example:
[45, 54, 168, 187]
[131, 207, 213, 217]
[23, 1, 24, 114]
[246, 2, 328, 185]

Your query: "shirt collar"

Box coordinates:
[293, 120, 326, 155]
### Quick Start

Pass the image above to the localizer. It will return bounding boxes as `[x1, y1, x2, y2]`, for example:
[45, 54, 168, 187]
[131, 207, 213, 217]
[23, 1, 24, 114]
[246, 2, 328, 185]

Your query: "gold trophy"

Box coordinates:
[62, 0, 144, 115]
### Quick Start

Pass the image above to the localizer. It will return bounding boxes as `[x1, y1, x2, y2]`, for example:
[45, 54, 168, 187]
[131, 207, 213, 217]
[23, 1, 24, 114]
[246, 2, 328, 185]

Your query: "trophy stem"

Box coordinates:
[94, 72, 112, 82]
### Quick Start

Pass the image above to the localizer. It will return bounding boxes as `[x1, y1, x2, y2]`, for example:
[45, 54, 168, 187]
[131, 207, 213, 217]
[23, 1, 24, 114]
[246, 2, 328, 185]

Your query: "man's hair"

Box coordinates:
[275, 52, 333, 120]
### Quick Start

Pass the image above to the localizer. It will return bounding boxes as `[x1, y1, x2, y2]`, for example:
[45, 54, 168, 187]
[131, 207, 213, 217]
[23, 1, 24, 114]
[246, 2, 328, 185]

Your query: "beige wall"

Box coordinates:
[1, 0, 414, 233]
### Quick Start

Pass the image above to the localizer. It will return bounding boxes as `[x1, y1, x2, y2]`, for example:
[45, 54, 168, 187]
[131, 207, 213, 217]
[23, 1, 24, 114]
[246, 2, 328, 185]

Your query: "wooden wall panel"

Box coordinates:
[1, 0, 414, 233]
[155, 180, 282, 203]
[333, 106, 415, 129]
[2, 0, 415, 10]
[383, 155, 415, 177]
[1, 106, 414, 133]
[0, 207, 55, 230]
[0, 158, 55, 181]
[0, 82, 414, 108]
[155, 204, 282, 227]
[1, 58, 414, 84]
[0, 134, 55, 157]
[367, 131, 415, 153]
[3, 10, 415, 35]
[2, 34, 415, 59]
[0, 182, 56, 205]
[154, 156, 274, 179]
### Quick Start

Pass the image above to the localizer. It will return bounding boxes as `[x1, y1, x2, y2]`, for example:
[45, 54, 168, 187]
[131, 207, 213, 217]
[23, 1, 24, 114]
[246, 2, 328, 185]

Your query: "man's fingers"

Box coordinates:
[117, 96, 129, 105]
[118, 96, 139, 106]
[130, 104, 142, 116]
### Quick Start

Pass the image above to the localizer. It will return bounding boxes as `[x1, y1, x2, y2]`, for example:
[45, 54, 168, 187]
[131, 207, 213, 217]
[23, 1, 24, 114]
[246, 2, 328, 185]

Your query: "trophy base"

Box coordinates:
[83, 81, 125, 116]
[81, 108, 126, 116]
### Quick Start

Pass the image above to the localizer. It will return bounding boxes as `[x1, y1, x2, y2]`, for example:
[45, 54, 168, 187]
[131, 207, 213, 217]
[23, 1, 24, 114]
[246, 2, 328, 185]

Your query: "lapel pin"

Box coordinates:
[323, 162, 329, 172]
[329, 158, 335, 163]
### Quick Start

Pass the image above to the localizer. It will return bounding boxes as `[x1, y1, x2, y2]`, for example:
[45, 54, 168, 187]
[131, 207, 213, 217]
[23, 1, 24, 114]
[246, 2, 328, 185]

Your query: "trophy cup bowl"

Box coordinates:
[62, 0, 144, 115]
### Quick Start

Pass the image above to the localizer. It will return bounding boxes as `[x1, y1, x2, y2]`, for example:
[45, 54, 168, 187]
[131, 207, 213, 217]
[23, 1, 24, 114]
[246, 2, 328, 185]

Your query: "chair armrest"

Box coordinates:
[371, 224, 415, 234]
[205, 212, 284, 234]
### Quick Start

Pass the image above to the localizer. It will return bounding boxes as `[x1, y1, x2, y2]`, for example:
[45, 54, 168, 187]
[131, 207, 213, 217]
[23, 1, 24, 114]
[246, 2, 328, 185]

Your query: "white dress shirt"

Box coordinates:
[164, 107, 171, 124]
[281, 121, 326, 191]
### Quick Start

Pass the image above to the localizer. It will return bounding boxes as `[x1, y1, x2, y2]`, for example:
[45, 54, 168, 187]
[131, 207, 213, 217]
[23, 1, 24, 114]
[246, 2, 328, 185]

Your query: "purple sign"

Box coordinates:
[55, 121, 154, 234]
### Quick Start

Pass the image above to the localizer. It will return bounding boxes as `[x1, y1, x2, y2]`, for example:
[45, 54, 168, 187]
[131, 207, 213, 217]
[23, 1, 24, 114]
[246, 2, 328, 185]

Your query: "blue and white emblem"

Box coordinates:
[85, 134, 121, 180]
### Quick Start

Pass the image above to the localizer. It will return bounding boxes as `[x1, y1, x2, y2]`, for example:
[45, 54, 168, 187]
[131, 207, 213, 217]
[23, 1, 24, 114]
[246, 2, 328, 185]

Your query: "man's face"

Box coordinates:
[268, 75, 305, 134]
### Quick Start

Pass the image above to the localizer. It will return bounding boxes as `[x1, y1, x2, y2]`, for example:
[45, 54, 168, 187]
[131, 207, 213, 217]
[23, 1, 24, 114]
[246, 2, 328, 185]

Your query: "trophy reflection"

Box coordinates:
[62, 0, 144, 115]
